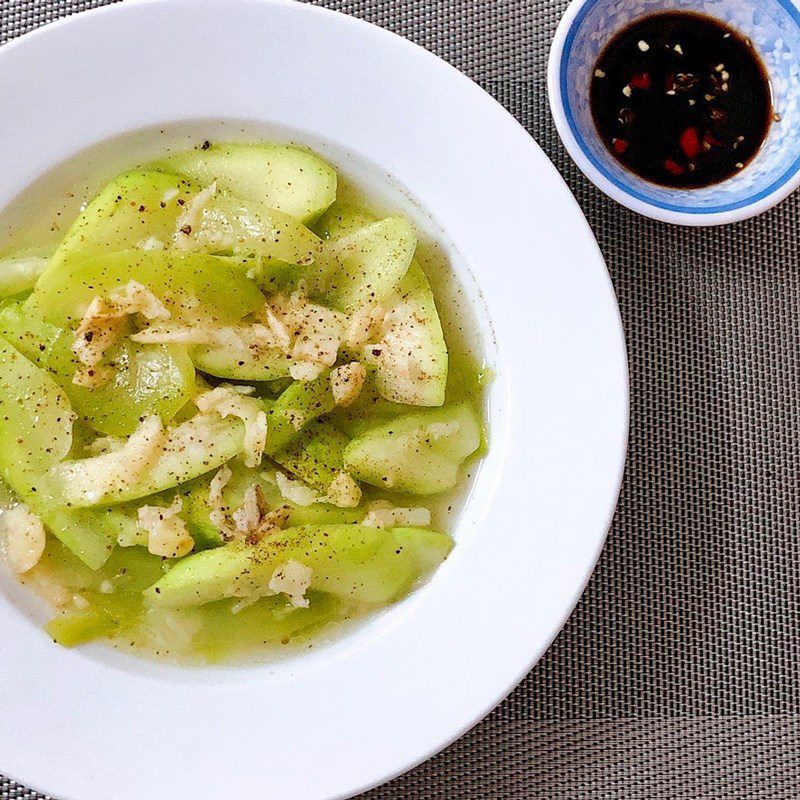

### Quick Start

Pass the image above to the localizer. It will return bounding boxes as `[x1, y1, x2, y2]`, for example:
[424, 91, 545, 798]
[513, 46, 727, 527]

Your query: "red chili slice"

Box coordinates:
[679, 127, 701, 160]
[612, 138, 630, 155]
[630, 72, 651, 90]
[703, 132, 722, 147]
[663, 159, 685, 176]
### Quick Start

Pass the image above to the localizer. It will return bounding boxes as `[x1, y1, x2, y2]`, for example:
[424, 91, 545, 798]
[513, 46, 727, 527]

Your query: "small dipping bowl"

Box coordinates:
[548, 0, 800, 225]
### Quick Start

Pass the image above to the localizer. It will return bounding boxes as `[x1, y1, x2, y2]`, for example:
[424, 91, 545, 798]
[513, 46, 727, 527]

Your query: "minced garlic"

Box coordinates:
[363, 501, 432, 529]
[330, 362, 366, 407]
[0, 505, 46, 574]
[138, 496, 194, 559]
[268, 560, 312, 608]
[194, 386, 268, 468]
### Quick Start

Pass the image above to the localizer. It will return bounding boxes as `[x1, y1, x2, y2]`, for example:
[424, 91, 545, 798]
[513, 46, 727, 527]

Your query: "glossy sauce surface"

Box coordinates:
[590, 12, 773, 188]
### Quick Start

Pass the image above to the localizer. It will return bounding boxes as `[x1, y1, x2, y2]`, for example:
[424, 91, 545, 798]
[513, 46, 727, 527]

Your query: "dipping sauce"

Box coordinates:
[590, 12, 774, 188]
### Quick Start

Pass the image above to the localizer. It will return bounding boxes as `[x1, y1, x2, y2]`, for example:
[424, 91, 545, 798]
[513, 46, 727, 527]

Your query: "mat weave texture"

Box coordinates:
[3, 1, 800, 798]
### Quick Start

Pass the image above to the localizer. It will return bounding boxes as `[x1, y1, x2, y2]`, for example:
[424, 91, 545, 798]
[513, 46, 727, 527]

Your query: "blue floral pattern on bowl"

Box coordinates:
[559, 0, 800, 215]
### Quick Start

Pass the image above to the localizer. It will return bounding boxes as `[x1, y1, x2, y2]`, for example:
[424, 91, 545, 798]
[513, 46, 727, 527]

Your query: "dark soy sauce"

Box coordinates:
[590, 12, 774, 188]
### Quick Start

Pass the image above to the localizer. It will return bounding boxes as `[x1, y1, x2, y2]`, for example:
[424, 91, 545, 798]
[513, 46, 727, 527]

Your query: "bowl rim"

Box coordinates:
[0, 1, 629, 798]
[548, 0, 800, 226]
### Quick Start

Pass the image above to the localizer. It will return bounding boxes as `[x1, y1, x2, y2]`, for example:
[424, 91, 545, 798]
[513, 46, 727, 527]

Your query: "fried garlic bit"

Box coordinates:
[274, 470, 362, 509]
[194, 386, 268, 468]
[362, 500, 432, 529]
[138, 496, 194, 559]
[268, 560, 313, 608]
[330, 362, 366, 407]
[206, 468, 290, 545]
[72, 281, 170, 387]
[0, 504, 46, 574]
[262, 289, 346, 381]
[233, 484, 291, 545]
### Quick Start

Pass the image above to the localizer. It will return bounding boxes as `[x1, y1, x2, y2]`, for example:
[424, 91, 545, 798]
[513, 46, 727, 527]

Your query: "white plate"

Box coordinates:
[0, 1, 629, 798]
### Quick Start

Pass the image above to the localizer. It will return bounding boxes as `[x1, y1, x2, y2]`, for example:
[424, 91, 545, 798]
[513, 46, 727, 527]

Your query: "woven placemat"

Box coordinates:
[3, 1, 800, 798]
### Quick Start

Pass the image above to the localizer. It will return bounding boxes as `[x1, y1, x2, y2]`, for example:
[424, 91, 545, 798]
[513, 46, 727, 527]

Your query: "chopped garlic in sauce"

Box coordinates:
[138, 496, 194, 559]
[72, 281, 170, 376]
[330, 362, 366, 407]
[324, 472, 362, 508]
[0, 505, 46, 574]
[363, 501, 432, 529]
[275, 470, 362, 509]
[194, 386, 267, 467]
[268, 560, 313, 608]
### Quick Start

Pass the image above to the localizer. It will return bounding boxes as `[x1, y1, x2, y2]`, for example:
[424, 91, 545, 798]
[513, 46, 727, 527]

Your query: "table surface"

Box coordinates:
[3, 1, 800, 798]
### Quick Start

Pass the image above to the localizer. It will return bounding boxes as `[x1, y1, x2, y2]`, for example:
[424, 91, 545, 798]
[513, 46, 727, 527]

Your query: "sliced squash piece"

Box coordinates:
[48, 411, 248, 507]
[191, 592, 342, 664]
[264, 370, 336, 454]
[273, 421, 351, 493]
[308, 216, 416, 314]
[192, 334, 291, 382]
[0, 252, 50, 298]
[364, 260, 448, 406]
[173, 188, 322, 265]
[49, 170, 194, 269]
[0, 303, 195, 437]
[343, 402, 480, 495]
[26, 250, 263, 329]
[145, 524, 438, 608]
[154, 143, 337, 224]
[0, 340, 120, 568]
[314, 201, 377, 240]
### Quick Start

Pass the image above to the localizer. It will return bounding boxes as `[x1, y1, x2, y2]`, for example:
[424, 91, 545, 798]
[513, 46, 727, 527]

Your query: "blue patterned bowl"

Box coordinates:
[548, 0, 800, 225]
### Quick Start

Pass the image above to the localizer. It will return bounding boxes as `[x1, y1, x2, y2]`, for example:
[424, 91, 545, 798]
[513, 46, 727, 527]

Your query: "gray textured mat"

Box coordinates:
[3, 1, 800, 798]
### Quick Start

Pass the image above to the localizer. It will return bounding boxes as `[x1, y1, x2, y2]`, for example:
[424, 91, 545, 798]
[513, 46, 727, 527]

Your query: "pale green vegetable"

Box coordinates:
[392, 527, 454, 572]
[364, 260, 448, 406]
[145, 524, 447, 608]
[0, 338, 73, 481]
[264, 370, 336, 453]
[190, 592, 342, 664]
[314, 201, 377, 240]
[308, 216, 416, 313]
[192, 332, 291, 381]
[176, 189, 323, 264]
[44, 507, 134, 570]
[0, 303, 195, 436]
[49, 170, 194, 268]
[48, 412, 248, 507]
[317, 204, 447, 405]
[273, 421, 350, 492]
[343, 402, 481, 494]
[0, 340, 117, 568]
[26, 249, 263, 329]
[42, 543, 170, 645]
[0, 254, 50, 298]
[154, 143, 337, 223]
